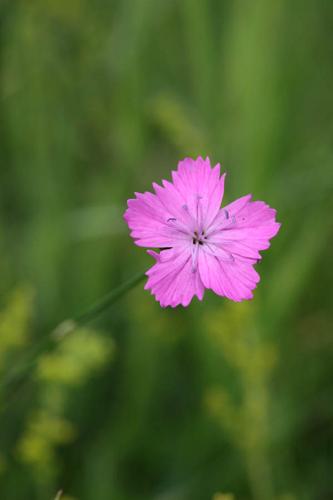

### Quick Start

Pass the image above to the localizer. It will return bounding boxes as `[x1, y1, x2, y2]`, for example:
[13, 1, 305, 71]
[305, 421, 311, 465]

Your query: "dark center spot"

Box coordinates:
[192, 230, 205, 245]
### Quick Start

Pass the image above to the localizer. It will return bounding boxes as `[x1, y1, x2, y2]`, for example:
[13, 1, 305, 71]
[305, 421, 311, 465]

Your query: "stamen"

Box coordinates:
[204, 241, 216, 254]
[205, 241, 235, 262]
[168, 203, 196, 234]
[191, 240, 199, 272]
[205, 210, 236, 237]
[166, 217, 189, 235]
[196, 195, 203, 232]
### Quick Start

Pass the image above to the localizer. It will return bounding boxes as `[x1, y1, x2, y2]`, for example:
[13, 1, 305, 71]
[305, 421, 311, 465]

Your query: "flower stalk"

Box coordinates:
[0, 271, 146, 397]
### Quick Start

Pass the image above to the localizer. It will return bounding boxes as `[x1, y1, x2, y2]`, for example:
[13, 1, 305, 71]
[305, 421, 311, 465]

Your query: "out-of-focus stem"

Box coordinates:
[0, 271, 146, 398]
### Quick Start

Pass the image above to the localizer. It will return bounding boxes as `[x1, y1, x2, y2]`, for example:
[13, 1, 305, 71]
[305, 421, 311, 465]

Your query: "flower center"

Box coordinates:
[192, 230, 206, 246]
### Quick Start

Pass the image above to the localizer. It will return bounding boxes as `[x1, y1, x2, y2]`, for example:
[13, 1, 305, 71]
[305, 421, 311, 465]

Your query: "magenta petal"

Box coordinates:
[171, 157, 225, 228]
[222, 194, 252, 215]
[145, 248, 205, 307]
[198, 250, 259, 302]
[211, 198, 281, 260]
[124, 191, 187, 248]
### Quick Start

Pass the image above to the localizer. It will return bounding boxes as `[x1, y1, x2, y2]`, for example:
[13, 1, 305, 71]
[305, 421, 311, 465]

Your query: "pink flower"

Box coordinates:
[124, 157, 280, 307]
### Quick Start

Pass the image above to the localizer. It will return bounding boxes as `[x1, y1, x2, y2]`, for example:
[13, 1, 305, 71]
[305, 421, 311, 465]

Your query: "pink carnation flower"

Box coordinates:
[124, 157, 280, 307]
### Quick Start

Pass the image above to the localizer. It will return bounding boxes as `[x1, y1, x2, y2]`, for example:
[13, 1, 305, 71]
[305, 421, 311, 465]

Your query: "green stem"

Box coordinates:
[53, 270, 146, 337]
[76, 270, 146, 325]
[0, 270, 146, 398]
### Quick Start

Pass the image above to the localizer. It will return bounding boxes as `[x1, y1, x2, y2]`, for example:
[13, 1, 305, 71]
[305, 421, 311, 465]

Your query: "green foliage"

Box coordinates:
[0, 0, 333, 499]
[0, 286, 34, 375]
[0, 287, 113, 489]
[17, 327, 113, 479]
[204, 303, 277, 500]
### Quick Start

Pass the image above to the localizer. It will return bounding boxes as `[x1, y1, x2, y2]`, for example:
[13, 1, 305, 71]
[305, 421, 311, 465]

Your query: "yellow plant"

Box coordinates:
[17, 326, 114, 479]
[0, 286, 34, 369]
[204, 301, 278, 500]
[212, 493, 234, 500]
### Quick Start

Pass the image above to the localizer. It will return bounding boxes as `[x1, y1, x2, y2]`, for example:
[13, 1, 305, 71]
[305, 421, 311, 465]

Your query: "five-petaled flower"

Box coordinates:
[124, 157, 280, 307]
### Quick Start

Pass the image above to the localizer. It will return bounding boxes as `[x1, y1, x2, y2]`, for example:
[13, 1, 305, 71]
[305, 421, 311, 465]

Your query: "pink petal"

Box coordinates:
[210, 198, 281, 260]
[171, 157, 225, 229]
[222, 194, 252, 215]
[145, 247, 205, 307]
[198, 250, 260, 302]
[124, 191, 188, 248]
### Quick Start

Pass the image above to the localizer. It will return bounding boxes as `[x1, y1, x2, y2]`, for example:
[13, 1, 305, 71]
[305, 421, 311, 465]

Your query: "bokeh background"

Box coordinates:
[0, 1, 333, 499]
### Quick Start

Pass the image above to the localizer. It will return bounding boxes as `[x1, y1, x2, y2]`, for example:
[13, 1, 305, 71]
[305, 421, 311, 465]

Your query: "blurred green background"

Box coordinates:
[0, 1, 333, 499]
